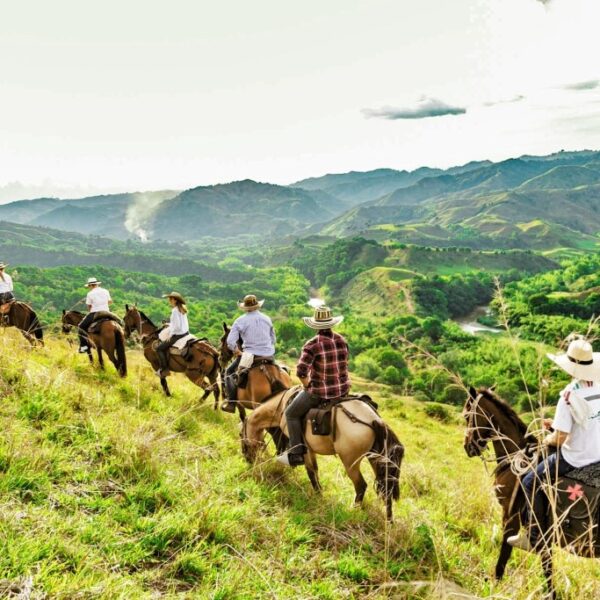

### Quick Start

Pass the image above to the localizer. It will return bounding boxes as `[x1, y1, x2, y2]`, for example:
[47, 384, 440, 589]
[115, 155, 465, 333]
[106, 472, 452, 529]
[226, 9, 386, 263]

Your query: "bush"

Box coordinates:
[380, 365, 405, 386]
[354, 355, 382, 380]
[423, 402, 454, 423]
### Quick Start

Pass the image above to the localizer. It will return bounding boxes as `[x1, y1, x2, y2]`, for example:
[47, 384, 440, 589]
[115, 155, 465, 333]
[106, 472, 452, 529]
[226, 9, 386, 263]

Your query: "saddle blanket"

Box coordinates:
[158, 326, 198, 354]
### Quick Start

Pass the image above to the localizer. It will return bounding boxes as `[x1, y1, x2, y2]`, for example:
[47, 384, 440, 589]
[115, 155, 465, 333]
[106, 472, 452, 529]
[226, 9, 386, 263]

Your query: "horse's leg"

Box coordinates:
[97, 347, 105, 369]
[237, 404, 247, 423]
[211, 372, 220, 410]
[305, 450, 322, 493]
[341, 454, 368, 507]
[160, 377, 171, 397]
[540, 549, 555, 599]
[496, 517, 519, 580]
[87, 347, 93, 364]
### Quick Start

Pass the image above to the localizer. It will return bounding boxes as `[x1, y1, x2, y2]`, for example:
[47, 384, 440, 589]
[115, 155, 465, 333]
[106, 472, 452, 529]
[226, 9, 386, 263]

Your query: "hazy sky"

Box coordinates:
[0, 0, 599, 197]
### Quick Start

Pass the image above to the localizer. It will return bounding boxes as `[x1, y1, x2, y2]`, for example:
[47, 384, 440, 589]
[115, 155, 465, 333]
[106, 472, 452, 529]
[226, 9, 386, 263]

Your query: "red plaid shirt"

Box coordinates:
[296, 329, 350, 399]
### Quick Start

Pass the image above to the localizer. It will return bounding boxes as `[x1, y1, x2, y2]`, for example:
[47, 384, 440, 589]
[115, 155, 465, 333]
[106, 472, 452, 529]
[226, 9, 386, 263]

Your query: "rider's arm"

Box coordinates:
[270, 323, 276, 347]
[226, 320, 242, 352]
[8, 274, 13, 291]
[296, 340, 315, 388]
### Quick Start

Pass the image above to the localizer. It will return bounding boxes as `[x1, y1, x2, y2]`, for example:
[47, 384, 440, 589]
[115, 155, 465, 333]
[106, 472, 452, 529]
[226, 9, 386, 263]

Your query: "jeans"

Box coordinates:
[157, 333, 188, 370]
[285, 389, 321, 455]
[78, 312, 95, 348]
[522, 449, 572, 543]
[224, 356, 241, 400]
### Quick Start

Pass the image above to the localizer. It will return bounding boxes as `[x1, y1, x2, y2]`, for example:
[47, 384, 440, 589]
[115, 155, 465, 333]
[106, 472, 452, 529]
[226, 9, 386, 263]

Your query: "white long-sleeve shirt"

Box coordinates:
[0, 273, 13, 293]
[169, 307, 189, 335]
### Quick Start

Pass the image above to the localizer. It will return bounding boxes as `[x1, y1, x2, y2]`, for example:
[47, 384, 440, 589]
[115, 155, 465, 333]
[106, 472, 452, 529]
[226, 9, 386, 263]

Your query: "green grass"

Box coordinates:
[1, 329, 600, 598]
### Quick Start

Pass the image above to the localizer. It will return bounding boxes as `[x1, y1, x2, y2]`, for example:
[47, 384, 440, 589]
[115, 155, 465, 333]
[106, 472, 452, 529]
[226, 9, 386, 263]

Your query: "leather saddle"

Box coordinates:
[88, 311, 124, 333]
[302, 394, 379, 437]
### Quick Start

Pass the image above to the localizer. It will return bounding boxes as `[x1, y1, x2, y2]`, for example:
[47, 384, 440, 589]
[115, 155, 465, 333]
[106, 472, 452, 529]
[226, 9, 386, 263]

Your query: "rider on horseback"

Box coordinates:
[221, 294, 276, 413]
[0, 262, 15, 323]
[508, 336, 600, 551]
[156, 292, 189, 377]
[79, 277, 113, 353]
[277, 305, 350, 467]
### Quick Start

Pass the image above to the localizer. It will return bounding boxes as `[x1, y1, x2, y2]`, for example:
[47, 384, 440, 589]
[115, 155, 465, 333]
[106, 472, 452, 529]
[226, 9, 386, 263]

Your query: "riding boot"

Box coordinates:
[156, 349, 170, 376]
[221, 374, 238, 413]
[78, 333, 90, 352]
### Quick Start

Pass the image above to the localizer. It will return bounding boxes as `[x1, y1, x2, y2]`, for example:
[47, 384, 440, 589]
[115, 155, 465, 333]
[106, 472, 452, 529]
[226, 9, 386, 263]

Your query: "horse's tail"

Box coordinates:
[369, 420, 404, 502]
[28, 307, 44, 342]
[115, 327, 127, 377]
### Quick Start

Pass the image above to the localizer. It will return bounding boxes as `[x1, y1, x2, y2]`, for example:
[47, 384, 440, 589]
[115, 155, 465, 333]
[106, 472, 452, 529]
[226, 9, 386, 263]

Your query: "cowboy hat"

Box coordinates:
[303, 306, 344, 330]
[0, 262, 8, 269]
[162, 291, 186, 304]
[238, 294, 264, 311]
[85, 277, 101, 287]
[547, 336, 600, 381]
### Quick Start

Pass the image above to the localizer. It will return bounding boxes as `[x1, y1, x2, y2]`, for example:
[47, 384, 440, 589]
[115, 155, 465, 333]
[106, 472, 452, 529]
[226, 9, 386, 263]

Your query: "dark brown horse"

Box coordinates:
[0, 301, 44, 345]
[123, 305, 220, 403]
[219, 322, 292, 418]
[62, 310, 127, 377]
[463, 386, 595, 599]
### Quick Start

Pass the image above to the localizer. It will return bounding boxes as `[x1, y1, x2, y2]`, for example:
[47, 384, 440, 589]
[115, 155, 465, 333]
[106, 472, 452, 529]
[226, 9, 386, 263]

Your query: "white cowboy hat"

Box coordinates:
[547, 336, 600, 381]
[303, 306, 344, 330]
[0, 262, 8, 269]
[85, 277, 102, 287]
[238, 294, 264, 311]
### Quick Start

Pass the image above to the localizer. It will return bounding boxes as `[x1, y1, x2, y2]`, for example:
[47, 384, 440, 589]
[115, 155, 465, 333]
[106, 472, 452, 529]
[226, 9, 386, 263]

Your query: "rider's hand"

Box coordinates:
[234, 348, 242, 357]
[542, 418, 554, 430]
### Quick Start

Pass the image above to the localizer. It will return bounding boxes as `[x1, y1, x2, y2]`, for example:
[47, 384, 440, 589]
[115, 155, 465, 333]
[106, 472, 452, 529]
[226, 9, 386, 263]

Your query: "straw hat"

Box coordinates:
[303, 306, 344, 330]
[163, 291, 186, 304]
[238, 294, 264, 311]
[547, 336, 600, 381]
[0, 262, 8, 269]
[85, 277, 101, 287]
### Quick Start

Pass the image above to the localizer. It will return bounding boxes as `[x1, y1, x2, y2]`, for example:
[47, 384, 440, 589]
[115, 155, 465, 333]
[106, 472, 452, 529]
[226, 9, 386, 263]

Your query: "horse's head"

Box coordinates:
[219, 322, 234, 365]
[239, 418, 264, 463]
[463, 386, 496, 458]
[123, 304, 141, 339]
[61, 309, 74, 334]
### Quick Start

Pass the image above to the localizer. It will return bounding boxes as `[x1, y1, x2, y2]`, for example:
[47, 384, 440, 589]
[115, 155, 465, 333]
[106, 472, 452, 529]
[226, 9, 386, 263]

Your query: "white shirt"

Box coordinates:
[169, 307, 189, 335]
[553, 380, 600, 468]
[0, 272, 13, 293]
[86, 287, 112, 313]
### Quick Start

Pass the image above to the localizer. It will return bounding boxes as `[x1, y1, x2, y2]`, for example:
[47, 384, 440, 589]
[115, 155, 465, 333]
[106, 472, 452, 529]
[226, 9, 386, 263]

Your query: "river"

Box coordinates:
[454, 305, 503, 335]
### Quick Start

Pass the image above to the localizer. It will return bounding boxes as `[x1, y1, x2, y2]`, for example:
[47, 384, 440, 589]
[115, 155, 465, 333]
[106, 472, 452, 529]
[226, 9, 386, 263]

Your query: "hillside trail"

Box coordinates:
[1, 329, 600, 598]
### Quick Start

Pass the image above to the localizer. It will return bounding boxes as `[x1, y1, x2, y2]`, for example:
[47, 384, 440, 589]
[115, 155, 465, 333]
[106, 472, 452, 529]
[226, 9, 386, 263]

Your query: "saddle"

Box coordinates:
[88, 311, 124, 333]
[169, 334, 204, 358]
[237, 356, 277, 389]
[304, 394, 380, 437]
[551, 462, 600, 556]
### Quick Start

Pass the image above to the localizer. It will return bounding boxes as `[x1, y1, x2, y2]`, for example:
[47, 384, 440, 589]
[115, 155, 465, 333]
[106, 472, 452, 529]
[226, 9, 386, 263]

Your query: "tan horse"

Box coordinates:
[1, 301, 44, 346]
[123, 305, 220, 403]
[241, 387, 404, 520]
[62, 310, 127, 377]
[219, 322, 292, 417]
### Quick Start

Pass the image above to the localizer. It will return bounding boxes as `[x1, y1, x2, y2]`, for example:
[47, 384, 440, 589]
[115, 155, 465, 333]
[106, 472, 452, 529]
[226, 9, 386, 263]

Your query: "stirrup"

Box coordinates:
[221, 401, 236, 413]
[276, 452, 305, 467]
[79, 346, 89, 353]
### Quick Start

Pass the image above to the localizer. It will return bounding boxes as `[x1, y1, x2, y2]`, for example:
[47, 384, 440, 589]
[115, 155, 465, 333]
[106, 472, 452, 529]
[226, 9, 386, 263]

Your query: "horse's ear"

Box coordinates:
[222, 322, 229, 332]
[125, 304, 129, 311]
[489, 384, 497, 392]
[62, 309, 66, 315]
[468, 385, 477, 399]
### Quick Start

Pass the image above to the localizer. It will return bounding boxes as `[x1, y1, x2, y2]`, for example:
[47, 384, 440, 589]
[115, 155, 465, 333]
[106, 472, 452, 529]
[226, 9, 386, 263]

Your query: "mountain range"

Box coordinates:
[1, 149, 599, 250]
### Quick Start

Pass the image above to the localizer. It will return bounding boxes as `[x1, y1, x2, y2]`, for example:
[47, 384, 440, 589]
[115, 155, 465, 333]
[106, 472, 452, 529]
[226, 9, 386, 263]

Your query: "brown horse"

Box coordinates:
[1, 301, 44, 345]
[219, 322, 292, 417]
[463, 386, 597, 599]
[123, 305, 220, 403]
[241, 387, 404, 520]
[62, 310, 127, 377]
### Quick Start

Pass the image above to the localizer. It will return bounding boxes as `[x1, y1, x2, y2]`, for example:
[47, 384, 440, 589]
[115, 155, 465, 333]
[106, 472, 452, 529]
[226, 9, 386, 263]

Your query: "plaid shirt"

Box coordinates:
[296, 329, 350, 399]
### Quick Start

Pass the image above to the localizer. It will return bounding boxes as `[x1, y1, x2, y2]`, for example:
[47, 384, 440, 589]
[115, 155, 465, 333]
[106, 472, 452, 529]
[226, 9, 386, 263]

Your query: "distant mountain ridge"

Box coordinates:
[1, 149, 599, 249]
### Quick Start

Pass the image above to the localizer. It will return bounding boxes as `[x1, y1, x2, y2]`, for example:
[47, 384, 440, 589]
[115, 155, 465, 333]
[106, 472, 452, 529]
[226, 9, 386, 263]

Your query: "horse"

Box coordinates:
[123, 304, 220, 403]
[241, 387, 404, 520]
[463, 386, 598, 599]
[0, 301, 44, 346]
[62, 310, 127, 377]
[218, 322, 292, 418]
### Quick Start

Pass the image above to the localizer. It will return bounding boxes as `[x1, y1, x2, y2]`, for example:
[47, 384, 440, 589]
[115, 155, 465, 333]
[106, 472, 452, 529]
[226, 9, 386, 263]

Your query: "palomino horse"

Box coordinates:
[463, 386, 596, 599]
[62, 310, 127, 377]
[241, 387, 404, 520]
[123, 305, 220, 403]
[219, 322, 292, 417]
[0, 301, 44, 345]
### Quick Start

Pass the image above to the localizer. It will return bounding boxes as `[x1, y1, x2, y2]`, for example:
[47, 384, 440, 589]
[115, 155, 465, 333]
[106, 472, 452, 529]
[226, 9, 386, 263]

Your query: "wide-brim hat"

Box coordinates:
[547, 337, 600, 381]
[238, 294, 264, 311]
[0, 262, 8, 269]
[163, 291, 186, 304]
[85, 277, 101, 287]
[303, 306, 344, 330]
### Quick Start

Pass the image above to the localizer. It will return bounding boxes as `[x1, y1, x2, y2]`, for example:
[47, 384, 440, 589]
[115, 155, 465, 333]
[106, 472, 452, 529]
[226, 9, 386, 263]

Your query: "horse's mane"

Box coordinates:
[137, 310, 156, 328]
[478, 387, 529, 438]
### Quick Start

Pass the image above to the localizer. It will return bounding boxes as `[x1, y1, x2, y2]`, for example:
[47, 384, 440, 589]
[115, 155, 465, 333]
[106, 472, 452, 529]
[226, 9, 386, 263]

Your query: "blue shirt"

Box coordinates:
[227, 310, 276, 356]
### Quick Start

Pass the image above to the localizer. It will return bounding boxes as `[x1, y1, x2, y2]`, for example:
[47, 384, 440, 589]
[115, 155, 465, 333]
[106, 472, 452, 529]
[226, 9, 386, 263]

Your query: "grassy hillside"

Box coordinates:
[3, 329, 600, 598]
